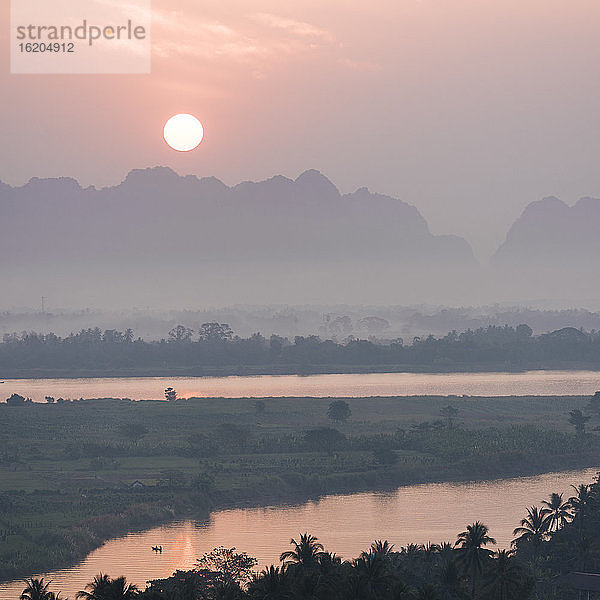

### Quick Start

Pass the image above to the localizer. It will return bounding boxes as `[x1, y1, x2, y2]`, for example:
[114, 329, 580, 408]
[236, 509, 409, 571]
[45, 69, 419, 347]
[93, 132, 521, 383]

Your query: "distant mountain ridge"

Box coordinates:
[493, 195, 600, 264]
[0, 167, 477, 307]
[489, 195, 600, 302]
[5, 168, 600, 307]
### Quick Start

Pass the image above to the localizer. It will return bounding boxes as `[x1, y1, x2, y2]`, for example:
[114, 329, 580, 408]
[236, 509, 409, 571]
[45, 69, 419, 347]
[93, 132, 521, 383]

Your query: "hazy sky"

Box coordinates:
[2, 0, 600, 259]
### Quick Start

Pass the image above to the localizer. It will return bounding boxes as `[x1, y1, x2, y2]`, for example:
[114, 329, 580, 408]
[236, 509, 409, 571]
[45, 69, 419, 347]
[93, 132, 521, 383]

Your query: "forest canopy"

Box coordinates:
[0, 323, 599, 374]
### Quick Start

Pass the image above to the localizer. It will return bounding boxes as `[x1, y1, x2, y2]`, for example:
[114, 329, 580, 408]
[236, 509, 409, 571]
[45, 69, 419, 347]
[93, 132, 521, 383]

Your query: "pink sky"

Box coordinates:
[2, 0, 600, 257]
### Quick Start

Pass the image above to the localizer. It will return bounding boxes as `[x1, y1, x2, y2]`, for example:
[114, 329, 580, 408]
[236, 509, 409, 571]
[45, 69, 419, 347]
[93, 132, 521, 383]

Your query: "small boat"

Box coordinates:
[151, 545, 163, 553]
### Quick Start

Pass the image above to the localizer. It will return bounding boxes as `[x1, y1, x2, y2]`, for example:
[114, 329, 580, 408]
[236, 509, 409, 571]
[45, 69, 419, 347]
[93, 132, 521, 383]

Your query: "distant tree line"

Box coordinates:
[2, 323, 600, 372]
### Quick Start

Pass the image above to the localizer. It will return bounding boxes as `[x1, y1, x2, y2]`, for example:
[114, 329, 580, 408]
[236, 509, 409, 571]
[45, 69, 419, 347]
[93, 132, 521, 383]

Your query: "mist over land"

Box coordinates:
[5, 304, 600, 343]
[3, 167, 599, 311]
[0, 167, 470, 308]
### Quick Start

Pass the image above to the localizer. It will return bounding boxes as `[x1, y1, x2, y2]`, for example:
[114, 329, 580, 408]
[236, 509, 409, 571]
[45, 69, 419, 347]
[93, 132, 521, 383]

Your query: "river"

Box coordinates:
[2, 370, 600, 402]
[0, 468, 596, 600]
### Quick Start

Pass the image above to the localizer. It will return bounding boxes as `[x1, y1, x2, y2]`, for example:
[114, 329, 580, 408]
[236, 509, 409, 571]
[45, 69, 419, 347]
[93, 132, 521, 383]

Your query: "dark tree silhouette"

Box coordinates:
[327, 400, 351, 424]
[569, 484, 595, 515]
[541, 493, 572, 532]
[512, 505, 549, 583]
[76, 574, 138, 600]
[440, 404, 459, 429]
[512, 506, 549, 546]
[20, 578, 53, 600]
[568, 409, 590, 435]
[6, 393, 26, 406]
[198, 322, 233, 342]
[168, 325, 194, 343]
[483, 550, 525, 600]
[247, 565, 289, 599]
[280, 533, 325, 571]
[350, 552, 395, 599]
[439, 560, 463, 600]
[195, 547, 257, 585]
[364, 540, 395, 561]
[586, 391, 600, 416]
[303, 427, 346, 453]
[455, 522, 496, 599]
[569, 483, 596, 536]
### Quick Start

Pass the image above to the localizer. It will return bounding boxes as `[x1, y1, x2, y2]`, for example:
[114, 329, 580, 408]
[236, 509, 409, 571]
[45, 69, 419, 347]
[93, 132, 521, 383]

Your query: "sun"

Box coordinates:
[163, 114, 204, 152]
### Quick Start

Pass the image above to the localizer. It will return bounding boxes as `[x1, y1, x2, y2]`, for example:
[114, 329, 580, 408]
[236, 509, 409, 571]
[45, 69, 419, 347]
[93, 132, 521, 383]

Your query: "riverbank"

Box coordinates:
[0, 393, 598, 582]
[1, 452, 599, 585]
[3, 361, 600, 379]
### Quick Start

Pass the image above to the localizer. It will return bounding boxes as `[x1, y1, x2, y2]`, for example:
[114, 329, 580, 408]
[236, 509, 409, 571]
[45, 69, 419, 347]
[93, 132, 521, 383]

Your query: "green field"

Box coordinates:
[0, 393, 598, 582]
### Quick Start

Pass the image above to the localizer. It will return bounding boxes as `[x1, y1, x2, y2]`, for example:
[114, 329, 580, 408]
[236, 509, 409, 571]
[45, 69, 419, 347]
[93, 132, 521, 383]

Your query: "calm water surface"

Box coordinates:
[0, 468, 596, 600]
[2, 370, 600, 402]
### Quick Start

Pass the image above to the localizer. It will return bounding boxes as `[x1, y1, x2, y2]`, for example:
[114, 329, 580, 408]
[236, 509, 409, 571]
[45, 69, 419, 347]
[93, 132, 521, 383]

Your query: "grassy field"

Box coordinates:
[0, 393, 598, 581]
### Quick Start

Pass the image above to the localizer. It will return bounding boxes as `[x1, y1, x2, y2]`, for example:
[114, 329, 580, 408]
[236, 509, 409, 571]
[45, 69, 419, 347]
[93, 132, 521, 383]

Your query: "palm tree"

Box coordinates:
[512, 507, 549, 546]
[437, 542, 456, 565]
[75, 574, 110, 600]
[318, 551, 342, 571]
[315, 551, 344, 596]
[512, 505, 549, 590]
[287, 571, 331, 600]
[105, 577, 138, 600]
[212, 581, 245, 600]
[279, 533, 325, 571]
[483, 549, 524, 600]
[400, 543, 425, 561]
[455, 521, 496, 599]
[350, 553, 394, 600]
[76, 574, 137, 600]
[439, 560, 464, 600]
[247, 565, 290, 600]
[363, 540, 395, 561]
[541, 492, 572, 532]
[569, 484, 595, 524]
[343, 574, 364, 600]
[20, 578, 53, 600]
[424, 542, 441, 566]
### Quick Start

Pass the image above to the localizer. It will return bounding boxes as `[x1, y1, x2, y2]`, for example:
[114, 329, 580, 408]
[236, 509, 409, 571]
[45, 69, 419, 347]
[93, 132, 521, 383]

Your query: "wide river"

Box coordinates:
[1, 371, 599, 599]
[0, 468, 596, 600]
[2, 370, 600, 402]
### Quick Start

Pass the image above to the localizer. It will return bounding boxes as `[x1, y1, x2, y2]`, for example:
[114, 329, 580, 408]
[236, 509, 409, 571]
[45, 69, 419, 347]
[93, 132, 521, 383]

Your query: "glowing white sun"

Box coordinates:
[163, 114, 204, 152]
